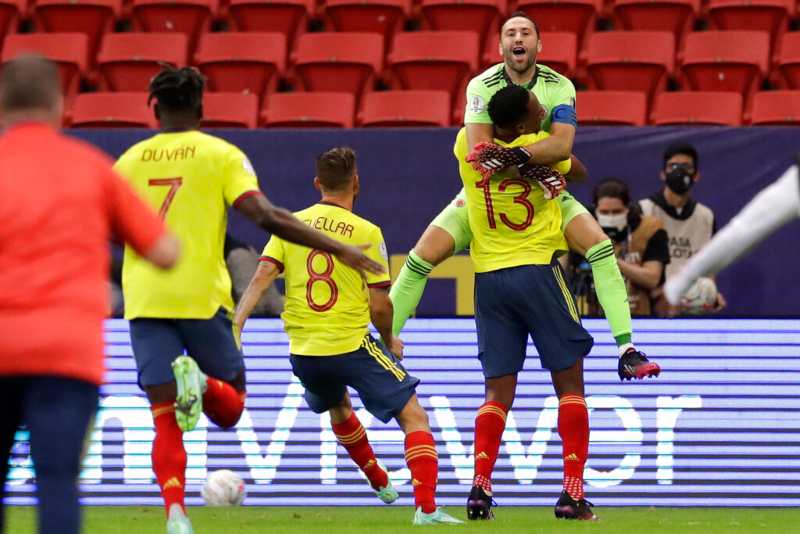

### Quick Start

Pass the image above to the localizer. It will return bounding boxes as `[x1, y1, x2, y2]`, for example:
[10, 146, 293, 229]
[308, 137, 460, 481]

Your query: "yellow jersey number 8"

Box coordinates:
[306, 250, 338, 312]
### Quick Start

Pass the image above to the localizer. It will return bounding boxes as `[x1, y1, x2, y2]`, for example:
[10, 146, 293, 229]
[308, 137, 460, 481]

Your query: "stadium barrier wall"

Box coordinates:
[6, 318, 799, 507]
[75, 126, 800, 316]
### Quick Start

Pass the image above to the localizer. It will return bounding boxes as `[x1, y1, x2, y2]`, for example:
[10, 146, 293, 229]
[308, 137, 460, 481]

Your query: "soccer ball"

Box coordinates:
[201, 470, 246, 506]
[681, 277, 718, 314]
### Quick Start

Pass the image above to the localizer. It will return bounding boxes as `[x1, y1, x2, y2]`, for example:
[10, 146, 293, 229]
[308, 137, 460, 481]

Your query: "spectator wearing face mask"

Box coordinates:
[567, 179, 670, 316]
[639, 142, 726, 314]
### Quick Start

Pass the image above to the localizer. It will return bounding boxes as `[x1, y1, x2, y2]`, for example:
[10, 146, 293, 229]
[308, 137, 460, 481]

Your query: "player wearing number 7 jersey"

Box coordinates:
[114, 67, 383, 534]
[234, 148, 461, 526]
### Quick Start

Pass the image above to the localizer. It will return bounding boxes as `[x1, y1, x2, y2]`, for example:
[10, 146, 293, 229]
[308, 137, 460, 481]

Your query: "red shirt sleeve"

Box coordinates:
[106, 169, 166, 256]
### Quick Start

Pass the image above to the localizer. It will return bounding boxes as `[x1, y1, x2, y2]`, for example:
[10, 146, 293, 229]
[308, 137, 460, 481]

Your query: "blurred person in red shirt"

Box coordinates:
[0, 55, 179, 534]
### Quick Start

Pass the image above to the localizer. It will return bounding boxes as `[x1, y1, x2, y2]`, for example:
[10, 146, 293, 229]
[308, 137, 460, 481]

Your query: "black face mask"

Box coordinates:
[665, 163, 695, 195]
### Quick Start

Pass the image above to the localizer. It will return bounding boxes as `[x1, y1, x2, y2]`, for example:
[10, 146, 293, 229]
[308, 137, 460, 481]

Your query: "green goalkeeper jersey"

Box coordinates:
[464, 62, 576, 131]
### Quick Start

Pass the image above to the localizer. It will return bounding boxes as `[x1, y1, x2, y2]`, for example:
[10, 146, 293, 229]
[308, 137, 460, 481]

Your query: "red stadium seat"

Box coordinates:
[324, 0, 409, 50]
[194, 33, 285, 100]
[612, 0, 699, 52]
[228, 0, 313, 53]
[0, 1, 27, 51]
[576, 90, 647, 125]
[750, 90, 800, 125]
[651, 91, 742, 125]
[777, 31, 800, 89]
[201, 92, 259, 128]
[262, 92, 355, 127]
[516, 0, 600, 54]
[537, 31, 578, 78]
[388, 31, 479, 99]
[70, 92, 154, 128]
[585, 31, 674, 100]
[680, 31, 769, 98]
[131, 0, 215, 52]
[359, 90, 451, 126]
[293, 32, 383, 99]
[420, 0, 501, 47]
[97, 33, 188, 91]
[2, 33, 88, 104]
[32, 0, 120, 63]
[707, 0, 790, 63]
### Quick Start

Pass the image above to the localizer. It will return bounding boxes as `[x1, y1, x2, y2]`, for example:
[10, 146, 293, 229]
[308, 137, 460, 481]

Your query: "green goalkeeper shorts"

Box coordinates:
[430, 189, 590, 255]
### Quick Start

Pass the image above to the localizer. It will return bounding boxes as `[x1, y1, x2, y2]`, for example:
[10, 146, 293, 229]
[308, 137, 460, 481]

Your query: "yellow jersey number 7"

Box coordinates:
[148, 177, 183, 220]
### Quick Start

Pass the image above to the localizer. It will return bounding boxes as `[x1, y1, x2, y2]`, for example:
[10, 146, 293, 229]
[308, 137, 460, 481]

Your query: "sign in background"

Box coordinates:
[6, 318, 799, 507]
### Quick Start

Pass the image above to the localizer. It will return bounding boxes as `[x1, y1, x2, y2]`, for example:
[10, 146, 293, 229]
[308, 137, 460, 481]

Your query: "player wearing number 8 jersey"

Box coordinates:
[235, 148, 461, 526]
[115, 67, 384, 534]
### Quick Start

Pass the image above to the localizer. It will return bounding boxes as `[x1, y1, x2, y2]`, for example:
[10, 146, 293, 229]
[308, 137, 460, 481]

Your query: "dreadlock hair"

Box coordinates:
[148, 64, 205, 115]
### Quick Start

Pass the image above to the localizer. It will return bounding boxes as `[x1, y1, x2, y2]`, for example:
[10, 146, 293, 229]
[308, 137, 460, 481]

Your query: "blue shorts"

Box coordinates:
[474, 262, 594, 378]
[129, 307, 245, 388]
[290, 335, 420, 424]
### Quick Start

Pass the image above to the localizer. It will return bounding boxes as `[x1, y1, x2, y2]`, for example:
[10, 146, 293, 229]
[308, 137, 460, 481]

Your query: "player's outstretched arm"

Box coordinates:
[236, 194, 384, 275]
[369, 287, 404, 360]
[234, 261, 281, 334]
[664, 163, 800, 305]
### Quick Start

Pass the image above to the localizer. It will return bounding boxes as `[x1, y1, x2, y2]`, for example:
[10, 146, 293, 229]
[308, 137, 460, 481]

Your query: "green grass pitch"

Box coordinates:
[5, 506, 798, 533]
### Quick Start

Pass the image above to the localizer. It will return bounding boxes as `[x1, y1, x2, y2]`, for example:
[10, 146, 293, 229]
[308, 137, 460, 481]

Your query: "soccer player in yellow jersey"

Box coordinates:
[460, 86, 597, 521]
[234, 148, 461, 526]
[114, 67, 383, 534]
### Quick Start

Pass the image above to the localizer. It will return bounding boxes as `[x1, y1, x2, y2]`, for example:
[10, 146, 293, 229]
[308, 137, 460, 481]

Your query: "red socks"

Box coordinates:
[150, 380, 244, 517]
[151, 402, 187, 515]
[404, 431, 438, 514]
[203, 377, 245, 429]
[472, 401, 508, 494]
[332, 412, 389, 491]
[558, 394, 589, 500]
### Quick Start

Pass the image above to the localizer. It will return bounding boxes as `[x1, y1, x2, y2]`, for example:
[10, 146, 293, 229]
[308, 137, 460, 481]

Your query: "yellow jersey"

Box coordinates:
[454, 127, 571, 273]
[115, 130, 260, 319]
[261, 202, 391, 356]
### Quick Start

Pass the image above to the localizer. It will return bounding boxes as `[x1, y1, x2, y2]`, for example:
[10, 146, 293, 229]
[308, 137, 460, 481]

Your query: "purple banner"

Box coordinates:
[71, 127, 800, 316]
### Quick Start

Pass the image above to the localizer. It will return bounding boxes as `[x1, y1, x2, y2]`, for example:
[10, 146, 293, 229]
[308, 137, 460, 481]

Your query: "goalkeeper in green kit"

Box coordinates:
[390, 11, 660, 381]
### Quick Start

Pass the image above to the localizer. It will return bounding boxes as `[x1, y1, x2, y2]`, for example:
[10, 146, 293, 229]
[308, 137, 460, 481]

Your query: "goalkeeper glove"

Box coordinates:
[518, 162, 566, 200]
[467, 142, 531, 179]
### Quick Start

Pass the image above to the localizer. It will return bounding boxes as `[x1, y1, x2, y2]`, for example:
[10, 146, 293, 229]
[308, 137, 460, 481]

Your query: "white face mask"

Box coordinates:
[596, 211, 628, 232]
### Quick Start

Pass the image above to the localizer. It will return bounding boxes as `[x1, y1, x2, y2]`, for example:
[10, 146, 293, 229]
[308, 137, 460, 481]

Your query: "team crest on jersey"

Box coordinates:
[469, 95, 486, 114]
[242, 156, 256, 176]
[378, 241, 388, 261]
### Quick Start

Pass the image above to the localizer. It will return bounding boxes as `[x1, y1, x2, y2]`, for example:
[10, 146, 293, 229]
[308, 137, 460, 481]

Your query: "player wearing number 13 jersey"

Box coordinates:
[459, 86, 597, 522]
[114, 67, 384, 534]
[235, 148, 461, 526]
